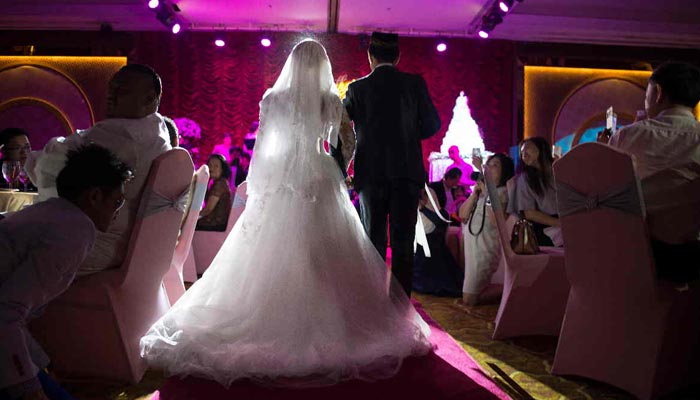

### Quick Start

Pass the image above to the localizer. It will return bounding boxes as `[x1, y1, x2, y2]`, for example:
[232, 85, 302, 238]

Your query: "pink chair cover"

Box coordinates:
[163, 164, 209, 303]
[485, 167, 569, 340]
[192, 181, 247, 275]
[551, 142, 700, 400]
[30, 149, 194, 383]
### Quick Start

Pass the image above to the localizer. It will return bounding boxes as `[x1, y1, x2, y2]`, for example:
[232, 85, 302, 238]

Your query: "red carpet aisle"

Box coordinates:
[152, 301, 508, 400]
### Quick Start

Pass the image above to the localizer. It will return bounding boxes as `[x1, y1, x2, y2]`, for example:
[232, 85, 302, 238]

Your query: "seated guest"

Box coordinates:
[413, 186, 464, 297]
[196, 154, 233, 232]
[234, 152, 250, 186]
[163, 116, 179, 147]
[28, 64, 172, 276]
[0, 145, 131, 400]
[458, 153, 515, 306]
[0, 128, 36, 191]
[609, 61, 700, 283]
[429, 166, 463, 219]
[508, 137, 560, 246]
[452, 184, 468, 221]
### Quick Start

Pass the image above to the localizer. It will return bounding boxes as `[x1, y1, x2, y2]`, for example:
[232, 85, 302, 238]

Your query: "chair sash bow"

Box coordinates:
[139, 188, 190, 218]
[557, 181, 642, 217]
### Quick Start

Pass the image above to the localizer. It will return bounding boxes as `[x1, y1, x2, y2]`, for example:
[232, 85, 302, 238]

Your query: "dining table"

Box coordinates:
[0, 190, 37, 213]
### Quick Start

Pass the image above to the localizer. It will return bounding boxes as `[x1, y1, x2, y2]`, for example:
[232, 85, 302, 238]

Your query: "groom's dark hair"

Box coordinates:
[369, 32, 399, 63]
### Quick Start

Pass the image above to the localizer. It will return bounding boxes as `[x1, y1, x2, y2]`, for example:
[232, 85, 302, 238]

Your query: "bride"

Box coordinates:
[140, 39, 431, 387]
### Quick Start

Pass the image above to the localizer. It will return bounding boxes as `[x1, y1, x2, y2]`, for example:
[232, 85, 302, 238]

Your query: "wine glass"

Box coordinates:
[17, 167, 29, 191]
[2, 160, 21, 190]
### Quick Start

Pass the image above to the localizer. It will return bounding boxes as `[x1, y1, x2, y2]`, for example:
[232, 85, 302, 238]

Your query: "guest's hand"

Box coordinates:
[596, 128, 613, 143]
[472, 155, 483, 172]
[475, 180, 486, 194]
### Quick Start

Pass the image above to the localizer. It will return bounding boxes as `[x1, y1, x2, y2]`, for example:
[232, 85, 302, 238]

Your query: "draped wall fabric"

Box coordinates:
[132, 32, 515, 163]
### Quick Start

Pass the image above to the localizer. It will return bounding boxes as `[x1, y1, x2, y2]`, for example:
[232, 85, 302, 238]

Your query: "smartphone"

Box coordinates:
[606, 106, 618, 132]
[472, 148, 482, 159]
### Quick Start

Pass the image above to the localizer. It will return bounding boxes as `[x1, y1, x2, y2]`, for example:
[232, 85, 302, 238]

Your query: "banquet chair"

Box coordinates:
[30, 149, 193, 383]
[551, 142, 700, 400]
[192, 181, 247, 275]
[485, 168, 569, 340]
[162, 164, 208, 303]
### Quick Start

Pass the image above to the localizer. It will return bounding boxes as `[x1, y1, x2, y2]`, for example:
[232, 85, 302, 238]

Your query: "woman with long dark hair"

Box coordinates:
[458, 153, 515, 306]
[508, 137, 560, 246]
[196, 153, 233, 232]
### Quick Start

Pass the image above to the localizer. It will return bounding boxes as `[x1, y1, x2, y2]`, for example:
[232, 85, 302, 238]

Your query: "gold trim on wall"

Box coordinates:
[0, 56, 127, 125]
[0, 97, 75, 135]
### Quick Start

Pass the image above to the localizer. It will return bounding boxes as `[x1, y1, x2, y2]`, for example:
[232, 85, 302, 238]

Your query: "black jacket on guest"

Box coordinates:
[338, 65, 440, 190]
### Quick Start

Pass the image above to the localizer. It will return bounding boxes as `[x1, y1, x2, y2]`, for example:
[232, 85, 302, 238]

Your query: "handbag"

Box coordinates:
[510, 217, 539, 254]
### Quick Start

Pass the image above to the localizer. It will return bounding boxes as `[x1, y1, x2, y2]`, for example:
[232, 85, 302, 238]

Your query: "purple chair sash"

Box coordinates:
[557, 181, 642, 217]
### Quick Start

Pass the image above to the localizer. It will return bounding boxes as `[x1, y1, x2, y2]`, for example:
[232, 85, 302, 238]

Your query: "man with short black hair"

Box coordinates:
[609, 61, 700, 283]
[28, 63, 171, 275]
[0, 144, 131, 400]
[342, 32, 441, 296]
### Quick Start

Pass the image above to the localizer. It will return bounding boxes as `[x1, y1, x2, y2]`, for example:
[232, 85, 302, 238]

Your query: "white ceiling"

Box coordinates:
[1, 0, 700, 48]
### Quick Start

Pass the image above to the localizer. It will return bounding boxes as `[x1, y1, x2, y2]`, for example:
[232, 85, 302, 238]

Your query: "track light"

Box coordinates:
[153, 1, 183, 34]
[214, 38, 225, 47]
[261, 37, 272, 47]
[436, 42, 447, 52]
[475, 0, 522, 39]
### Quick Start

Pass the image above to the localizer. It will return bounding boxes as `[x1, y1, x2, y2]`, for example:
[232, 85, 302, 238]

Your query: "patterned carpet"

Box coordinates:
[413, 293, 700, 400]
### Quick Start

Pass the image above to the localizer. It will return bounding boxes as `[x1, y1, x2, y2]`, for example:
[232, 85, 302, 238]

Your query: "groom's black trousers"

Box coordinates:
[358, 179, 422, 297]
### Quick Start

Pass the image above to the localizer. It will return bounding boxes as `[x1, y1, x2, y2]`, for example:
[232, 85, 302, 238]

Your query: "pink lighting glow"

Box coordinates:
[172, 23, 181, 34]
[215, 39, 225, 47]
[148, 0, 159, 9]
[261, 38, 272, 47]
[478, 30, 489, 39]
[436, 43, 447, 52]
[499, 1, 510, 13]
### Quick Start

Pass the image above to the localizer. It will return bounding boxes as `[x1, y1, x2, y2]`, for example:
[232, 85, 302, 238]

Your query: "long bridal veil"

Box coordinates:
[140, 39, 431, 388]
[247, 39, 342, 200]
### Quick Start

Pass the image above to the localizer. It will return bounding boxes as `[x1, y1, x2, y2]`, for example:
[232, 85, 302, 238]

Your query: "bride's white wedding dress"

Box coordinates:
[140, 39, 431, 387]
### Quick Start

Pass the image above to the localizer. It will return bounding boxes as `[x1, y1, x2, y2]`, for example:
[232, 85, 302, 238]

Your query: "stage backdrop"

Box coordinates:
[131, 32, 515, 164]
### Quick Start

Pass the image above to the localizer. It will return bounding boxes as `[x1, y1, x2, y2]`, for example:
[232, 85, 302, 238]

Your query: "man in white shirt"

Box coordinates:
[0, 145, 131, 400]
[609, 62, 700, 283]
[28, 64, 172, 275]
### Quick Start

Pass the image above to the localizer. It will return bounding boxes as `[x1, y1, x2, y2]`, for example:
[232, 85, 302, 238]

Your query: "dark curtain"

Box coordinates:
[132, 31, 515, 162]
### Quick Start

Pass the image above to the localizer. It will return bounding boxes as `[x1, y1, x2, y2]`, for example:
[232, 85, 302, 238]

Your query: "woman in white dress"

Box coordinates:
[140, 39, 431, 387]
[458, 153, 514, 306]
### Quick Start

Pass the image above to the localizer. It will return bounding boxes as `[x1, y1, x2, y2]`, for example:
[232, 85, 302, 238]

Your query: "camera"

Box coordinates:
[470, 171, 483, 181]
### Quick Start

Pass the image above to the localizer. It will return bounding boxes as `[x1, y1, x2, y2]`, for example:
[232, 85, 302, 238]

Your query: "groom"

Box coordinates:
[341, 32, 441, 296]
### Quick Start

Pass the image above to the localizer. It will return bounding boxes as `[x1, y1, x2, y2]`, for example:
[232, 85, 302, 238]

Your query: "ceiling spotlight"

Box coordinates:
[478, 30, 489, 39]
[436, 42, 447, 52]
[261, 38, 272, 47]
[172, 23, 181, 34]
[215, 39, 225, 47]
[148, 0, 159, 9]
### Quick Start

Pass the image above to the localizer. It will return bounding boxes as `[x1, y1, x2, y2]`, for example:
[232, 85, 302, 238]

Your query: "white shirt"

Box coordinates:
[0, 198, 95, 392]
[609, 107, 700, 243]
[28, 113, 172, 272]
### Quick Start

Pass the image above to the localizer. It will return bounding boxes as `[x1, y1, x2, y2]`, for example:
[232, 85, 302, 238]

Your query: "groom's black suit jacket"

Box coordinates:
[339, 65, 440, 190]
